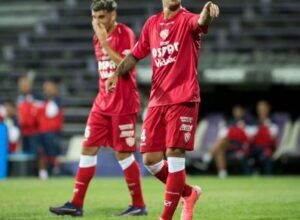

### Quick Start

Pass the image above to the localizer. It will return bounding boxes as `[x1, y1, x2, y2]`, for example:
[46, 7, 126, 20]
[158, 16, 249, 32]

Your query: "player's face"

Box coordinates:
[91, 10, 116, 31]
[257, 101, 270, 120]
[232, 106, 245, 120]
[4, 103, 16, 117]
[43, 81, 57, 97]
[162, 0, 181, 11]
[18, 77, 32, 94]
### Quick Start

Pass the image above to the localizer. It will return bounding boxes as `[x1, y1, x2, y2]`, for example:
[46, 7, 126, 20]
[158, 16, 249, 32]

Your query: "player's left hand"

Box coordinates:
[202, 1, 220, 18]
[92, 20, 108, 45]
[105, 73, 118, 93]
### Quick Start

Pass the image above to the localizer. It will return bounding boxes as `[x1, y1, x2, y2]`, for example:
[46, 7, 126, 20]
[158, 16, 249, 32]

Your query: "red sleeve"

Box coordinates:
[189, 14, 208, 34]
[131, 19, 151, 60]
[128, 28, 136, 49]
[120, 26, 136, 57]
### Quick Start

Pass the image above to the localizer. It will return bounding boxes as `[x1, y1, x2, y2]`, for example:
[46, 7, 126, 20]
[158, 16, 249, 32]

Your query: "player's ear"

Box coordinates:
[111, 10, 117, 21]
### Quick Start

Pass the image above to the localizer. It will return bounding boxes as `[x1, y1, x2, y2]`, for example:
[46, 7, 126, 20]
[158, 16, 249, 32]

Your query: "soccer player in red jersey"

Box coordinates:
[106, 1, 220, 219]
[49, 0, 147, 217]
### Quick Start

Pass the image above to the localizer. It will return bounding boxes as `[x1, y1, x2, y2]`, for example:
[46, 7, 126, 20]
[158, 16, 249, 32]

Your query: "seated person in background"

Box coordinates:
[3, 100, 21, 153]
[245, 100, 278, 175]
[37, 79, 63, 179]
[202, 105, 256, 178]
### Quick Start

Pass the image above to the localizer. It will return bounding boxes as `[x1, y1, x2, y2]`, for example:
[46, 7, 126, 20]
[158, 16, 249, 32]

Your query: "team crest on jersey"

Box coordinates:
[184, 132, 191, 143]
[125, 137, 135, 147]
[160, 29, 169, 40]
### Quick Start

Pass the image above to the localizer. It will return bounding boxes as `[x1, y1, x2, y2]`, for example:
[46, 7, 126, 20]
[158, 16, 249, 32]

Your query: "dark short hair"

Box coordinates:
[90, 0, 117, 12]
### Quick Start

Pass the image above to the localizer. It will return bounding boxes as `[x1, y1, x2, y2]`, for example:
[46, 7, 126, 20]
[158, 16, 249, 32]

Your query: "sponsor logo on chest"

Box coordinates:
[98, 60, 116, 79]
[152, 42, 180, 68]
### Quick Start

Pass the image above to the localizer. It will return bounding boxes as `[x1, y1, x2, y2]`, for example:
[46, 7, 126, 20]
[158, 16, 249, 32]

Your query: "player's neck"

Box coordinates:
[163, 6, 181, 19]
[107, 22, 117, 35]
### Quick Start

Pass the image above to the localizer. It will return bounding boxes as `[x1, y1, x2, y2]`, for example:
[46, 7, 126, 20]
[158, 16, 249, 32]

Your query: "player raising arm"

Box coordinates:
[106, 1, 219, 220]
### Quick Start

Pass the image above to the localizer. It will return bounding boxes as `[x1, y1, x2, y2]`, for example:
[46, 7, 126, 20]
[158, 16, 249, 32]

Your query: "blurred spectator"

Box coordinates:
[3, 100, 21, 153]
[245, 100, 279, 175]
[202, 105, 256, 178]
[16, 76, 42, 177]
[37, 79, 63, 178]
[17, 76, 40, 154]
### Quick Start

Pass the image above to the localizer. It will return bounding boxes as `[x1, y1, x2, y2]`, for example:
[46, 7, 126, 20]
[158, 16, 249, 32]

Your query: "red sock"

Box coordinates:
[123, 161, 145, 208]
[71, 166, 96, 208]
[161, 170, 186, 220]
[155, 160, 192, 197]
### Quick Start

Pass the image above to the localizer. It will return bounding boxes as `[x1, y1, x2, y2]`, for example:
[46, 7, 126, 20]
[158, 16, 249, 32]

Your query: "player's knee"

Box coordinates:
[143, 153, 163, 166]
[115, 152, 132, 161]
[166, 148, 185, 157]
[81, 147, 98, 156]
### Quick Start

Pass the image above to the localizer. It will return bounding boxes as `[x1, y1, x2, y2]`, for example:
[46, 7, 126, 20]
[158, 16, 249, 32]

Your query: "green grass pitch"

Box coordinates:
[0, 176, 300, 220]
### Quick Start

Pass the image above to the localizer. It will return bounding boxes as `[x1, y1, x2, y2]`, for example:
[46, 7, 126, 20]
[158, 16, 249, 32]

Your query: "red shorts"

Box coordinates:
[140, 102, 199, 153]
[82, 109, 137, 152]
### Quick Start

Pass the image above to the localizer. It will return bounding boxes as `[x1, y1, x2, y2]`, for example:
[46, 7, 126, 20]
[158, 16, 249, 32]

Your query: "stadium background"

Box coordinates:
[0, 0, 300, 219]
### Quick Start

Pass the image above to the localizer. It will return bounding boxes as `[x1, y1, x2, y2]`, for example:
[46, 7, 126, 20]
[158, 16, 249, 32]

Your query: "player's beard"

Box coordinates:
[166, 0, 181, 11]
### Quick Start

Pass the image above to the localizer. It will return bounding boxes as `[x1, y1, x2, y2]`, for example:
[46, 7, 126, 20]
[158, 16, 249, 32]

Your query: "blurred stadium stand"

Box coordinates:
[0, 0, 299, 175]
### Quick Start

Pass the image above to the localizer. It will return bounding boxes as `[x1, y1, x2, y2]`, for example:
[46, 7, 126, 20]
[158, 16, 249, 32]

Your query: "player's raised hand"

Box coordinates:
[92, 20, 108, 45]
[203, 1, 219, 18]
[199, 1, 220, 26]
[105, 73, 118, 93]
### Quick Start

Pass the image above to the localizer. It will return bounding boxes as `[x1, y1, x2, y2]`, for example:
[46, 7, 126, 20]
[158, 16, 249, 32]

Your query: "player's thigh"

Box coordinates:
[165, 102, 199, 151]
[82, 110, 111, 148]
[140, 106, 166, 153]
[111, 114, 138, 152]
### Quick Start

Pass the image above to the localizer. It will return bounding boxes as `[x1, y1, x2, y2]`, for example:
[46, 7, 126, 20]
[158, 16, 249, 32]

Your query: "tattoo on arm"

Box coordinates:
[115, 53, 138, 76]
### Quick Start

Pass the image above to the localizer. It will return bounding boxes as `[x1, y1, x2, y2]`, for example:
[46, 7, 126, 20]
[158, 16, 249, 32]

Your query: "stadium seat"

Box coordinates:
[58, 135, 83, 163]
[186, 120, 208, 166]
[8, 153, 36, 177]
[58, 135, 82, 175]
[199, 114, 225, 155]
[186, 114, 225, 168]
[278, 119, 300, 174]
[272, 113, 293, 159]
[282, 119, 300, 156]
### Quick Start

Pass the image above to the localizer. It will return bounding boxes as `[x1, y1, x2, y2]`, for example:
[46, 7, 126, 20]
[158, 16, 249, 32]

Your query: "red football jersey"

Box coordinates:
[17, 95, 39, 136]
[132, 8, 207, 107]
[93, 23, 140, 115]
[37, 99, 63, 133]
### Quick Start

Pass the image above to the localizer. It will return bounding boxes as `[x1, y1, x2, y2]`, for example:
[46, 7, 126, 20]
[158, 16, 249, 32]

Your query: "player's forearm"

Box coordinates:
[101, 41, 123, 65]
[115, 53, 137, 77]
[198, 11, 213, 26]
[198, 2, 219, 26]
